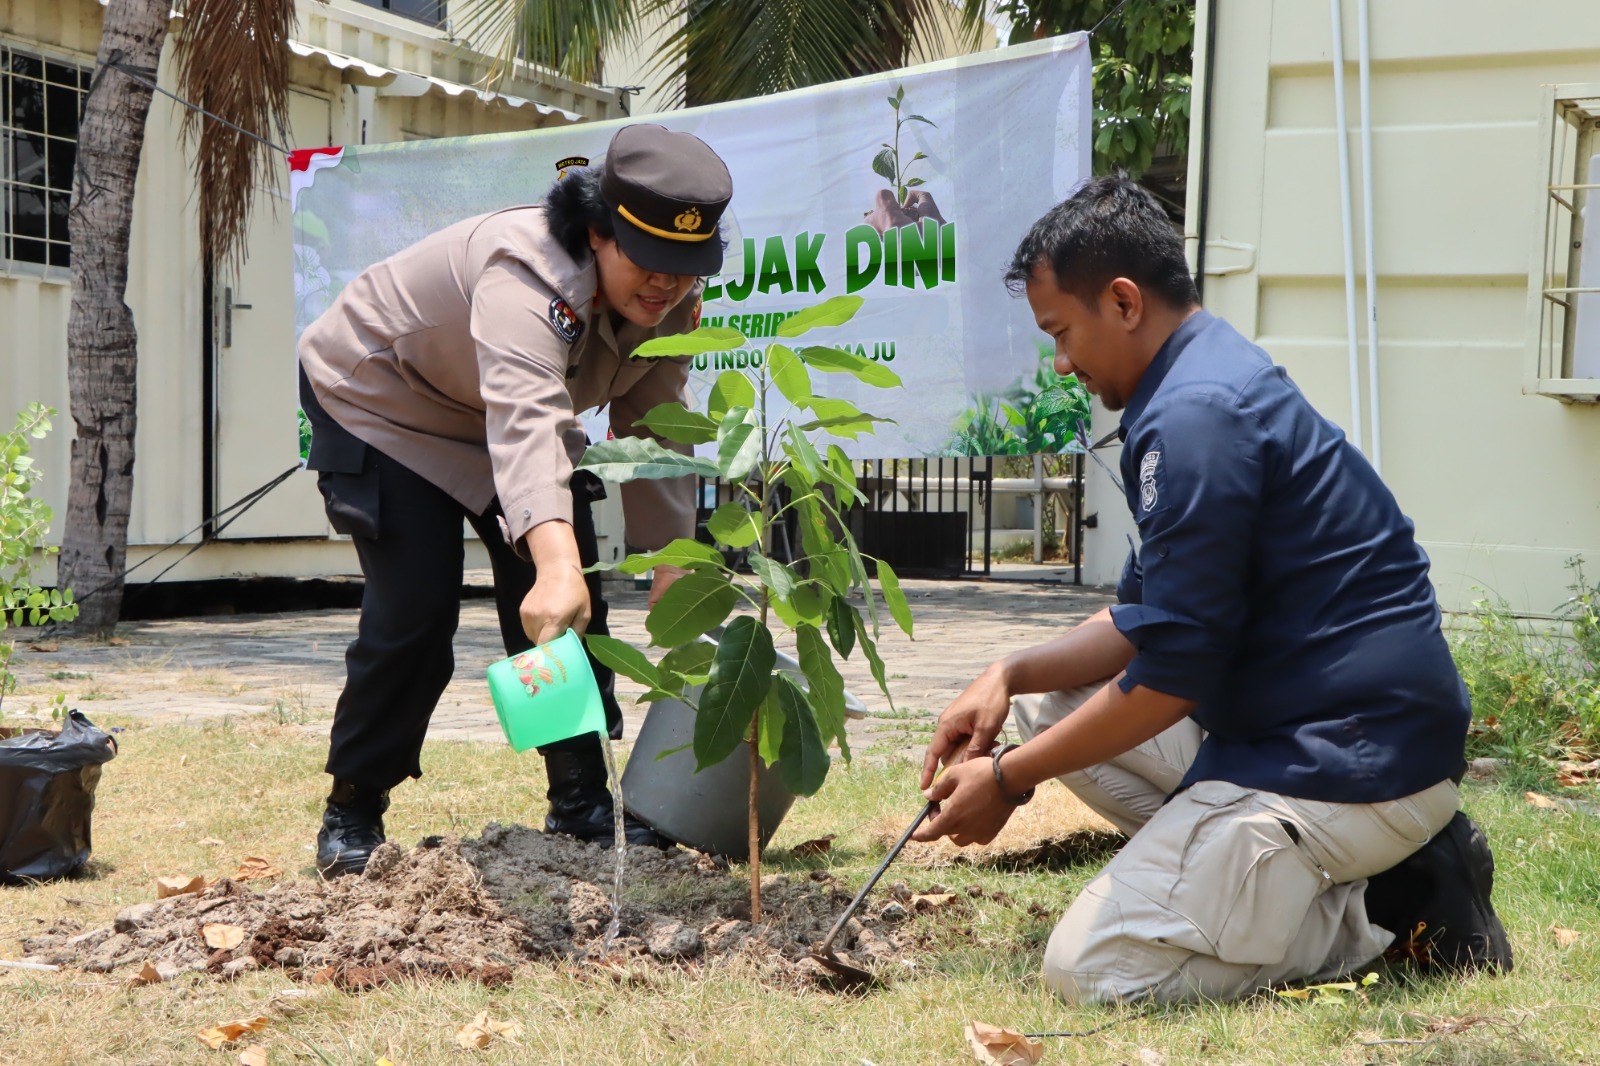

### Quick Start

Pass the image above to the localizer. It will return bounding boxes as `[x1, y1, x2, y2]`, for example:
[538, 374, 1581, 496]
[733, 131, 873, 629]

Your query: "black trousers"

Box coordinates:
[315, 444, 623, 793]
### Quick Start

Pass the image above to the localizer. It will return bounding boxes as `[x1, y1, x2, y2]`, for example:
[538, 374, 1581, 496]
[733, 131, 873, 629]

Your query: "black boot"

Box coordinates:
[541, 740, 672, 849]
[1365, 811, 1513, 973]
[316, 780, 391, 877]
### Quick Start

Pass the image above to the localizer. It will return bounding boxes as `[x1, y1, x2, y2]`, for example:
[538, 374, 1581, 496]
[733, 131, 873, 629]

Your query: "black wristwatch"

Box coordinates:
[991, 743, 1035, 806]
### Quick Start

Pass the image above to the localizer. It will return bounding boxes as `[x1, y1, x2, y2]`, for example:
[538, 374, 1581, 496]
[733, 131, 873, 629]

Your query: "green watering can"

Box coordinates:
[486, 629, 606, 752]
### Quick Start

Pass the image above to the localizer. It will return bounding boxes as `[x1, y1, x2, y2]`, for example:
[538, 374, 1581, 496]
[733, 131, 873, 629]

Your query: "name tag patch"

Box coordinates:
[549, 298, 583, 344]
[1139, 450, 1161, 512]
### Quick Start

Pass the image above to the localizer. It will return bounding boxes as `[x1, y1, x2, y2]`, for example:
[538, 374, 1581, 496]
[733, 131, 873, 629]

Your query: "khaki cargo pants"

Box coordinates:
[1011, 686, 1459, 1004]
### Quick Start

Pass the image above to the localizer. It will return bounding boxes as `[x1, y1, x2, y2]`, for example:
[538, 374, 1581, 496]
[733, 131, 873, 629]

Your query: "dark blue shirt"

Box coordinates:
[1111, 310, 1469, 803]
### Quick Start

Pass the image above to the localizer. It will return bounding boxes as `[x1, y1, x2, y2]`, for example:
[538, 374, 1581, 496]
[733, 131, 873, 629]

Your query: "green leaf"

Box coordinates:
[854, 612, 897, 712]
[801, 396, 862, 421]
[588, 538, 726, 575]
[579, 436, 720, 482]
[904, 114, 936, 126]
[749, 553, 797, 600]
[631, 326, 748, 358]
[872, 147, 896, 181]
[796, 624, 850, 760]
[716, 406, 761, 481]
[659, 641, 716, 684]
[584, 633, 662, 689]
[875, 559, 914, 638]
[708, 370, 756, 421]
[792, 492, 850, 594]
[634, 402, 719, 445]
[820, 445, 865, 505]
[895, 84, 905, 105]
[707, 503, 762, 549]
[798, 346, 901, 388]
[796, 413, 893, 440]
[766, 343, 812, 404]
[774, 674, 830, 796]
[757, 685, 786, 767]
[775, 295, 866, 338]
[826, 595, 856, 659]
[783, 424, 824, 485]
[645, 572, 739, 647]
[694, 616, 776, 771]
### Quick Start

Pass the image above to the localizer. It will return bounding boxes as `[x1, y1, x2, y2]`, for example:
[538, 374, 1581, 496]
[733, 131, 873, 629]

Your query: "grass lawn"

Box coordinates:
[2, 713, 1598, 1066]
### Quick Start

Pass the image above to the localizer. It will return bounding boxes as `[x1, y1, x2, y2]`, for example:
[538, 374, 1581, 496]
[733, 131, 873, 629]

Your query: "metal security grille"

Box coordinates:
[1, 44, 90, 271]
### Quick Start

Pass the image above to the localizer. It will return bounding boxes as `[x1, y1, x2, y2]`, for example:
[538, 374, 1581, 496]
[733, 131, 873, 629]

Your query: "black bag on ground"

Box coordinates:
[0, 710, 117, 883]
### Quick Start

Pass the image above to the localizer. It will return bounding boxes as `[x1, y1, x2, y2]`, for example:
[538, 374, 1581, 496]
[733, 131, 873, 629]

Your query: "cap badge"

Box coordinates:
[673, 207, 703, 233]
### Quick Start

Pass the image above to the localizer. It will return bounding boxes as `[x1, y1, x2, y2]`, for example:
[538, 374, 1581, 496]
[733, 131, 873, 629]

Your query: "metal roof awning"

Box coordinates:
[286, 41, 583, 124]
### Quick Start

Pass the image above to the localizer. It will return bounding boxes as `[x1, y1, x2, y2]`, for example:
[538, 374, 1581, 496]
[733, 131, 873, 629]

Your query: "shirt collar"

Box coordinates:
[1118, 308, 1213, 439]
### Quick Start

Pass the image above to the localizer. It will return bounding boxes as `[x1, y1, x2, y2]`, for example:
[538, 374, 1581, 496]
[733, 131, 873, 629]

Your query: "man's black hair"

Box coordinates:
[1004, 175, 1199, 309]
[542, 166, 614, 262]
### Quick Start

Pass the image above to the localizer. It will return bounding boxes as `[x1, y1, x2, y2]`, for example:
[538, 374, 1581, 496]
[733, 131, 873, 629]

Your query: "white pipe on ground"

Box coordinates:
[1357, 0, 1382, 474]
[1330, 0, 1364, 454]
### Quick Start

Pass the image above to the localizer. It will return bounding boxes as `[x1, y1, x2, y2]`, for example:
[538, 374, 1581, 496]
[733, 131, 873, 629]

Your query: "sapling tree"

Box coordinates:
[577, 295, 913, 921]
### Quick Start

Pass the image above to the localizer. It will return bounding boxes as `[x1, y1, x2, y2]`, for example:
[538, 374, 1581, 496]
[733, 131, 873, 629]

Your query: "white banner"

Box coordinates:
[292, 34, 1092, 460]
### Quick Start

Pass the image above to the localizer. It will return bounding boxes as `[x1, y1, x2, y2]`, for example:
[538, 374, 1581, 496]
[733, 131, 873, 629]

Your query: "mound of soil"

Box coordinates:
[19, 825, 927, 990]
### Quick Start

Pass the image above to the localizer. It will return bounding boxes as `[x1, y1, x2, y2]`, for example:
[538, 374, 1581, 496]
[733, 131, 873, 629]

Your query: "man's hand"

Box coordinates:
[521, 521, 591, 645]
[910, 757, 1016, 847]
[921, 661, 1012, 789]
[648, 564, 688, 607]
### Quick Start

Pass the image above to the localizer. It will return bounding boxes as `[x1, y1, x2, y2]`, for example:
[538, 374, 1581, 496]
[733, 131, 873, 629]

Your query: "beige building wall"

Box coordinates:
[1, 0, 618, 583]
[1129, 0, 1600, 619]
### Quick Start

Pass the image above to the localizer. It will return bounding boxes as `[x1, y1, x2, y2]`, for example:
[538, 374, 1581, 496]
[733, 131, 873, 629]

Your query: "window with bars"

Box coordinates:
[1528, 84, 1600, 400]
[1, 44, 91, 272]
[350, 0, 447, 27]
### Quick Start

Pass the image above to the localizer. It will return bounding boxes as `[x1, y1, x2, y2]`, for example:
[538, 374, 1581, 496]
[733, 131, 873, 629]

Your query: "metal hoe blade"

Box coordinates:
[810, 800, 936, 990]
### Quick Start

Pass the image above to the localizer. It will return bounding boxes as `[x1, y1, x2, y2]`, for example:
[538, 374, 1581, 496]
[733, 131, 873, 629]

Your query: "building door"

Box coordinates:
[211, 90, 333, 539]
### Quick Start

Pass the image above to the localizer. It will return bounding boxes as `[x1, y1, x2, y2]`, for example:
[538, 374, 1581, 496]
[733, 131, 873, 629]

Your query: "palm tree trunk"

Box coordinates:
[58, 1, 172, 634]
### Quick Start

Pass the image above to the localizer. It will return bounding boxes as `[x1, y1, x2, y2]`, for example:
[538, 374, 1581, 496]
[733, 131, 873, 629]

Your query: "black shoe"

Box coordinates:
[542, 742, 673, 849]
[1364, 811, 1513, 974]
[315, 780, 391, 877]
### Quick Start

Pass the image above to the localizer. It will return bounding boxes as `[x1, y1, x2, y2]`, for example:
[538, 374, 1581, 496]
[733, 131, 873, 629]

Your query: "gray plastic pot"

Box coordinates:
[619, 632, 871, 861]
[620, 692, 795, 861]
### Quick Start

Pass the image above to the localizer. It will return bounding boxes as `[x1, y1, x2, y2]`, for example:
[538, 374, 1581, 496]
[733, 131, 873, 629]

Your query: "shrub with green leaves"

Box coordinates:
[575, 295, 912, 918]
[945, 345, 1091, 456]
[1, 404, 80, 715]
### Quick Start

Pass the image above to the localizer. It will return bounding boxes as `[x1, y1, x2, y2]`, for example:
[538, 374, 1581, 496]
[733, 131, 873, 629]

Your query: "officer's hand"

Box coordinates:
[921, 661, 1011, 790]
[910, 758, 1015, 847]
[521, 521, 591, 646]
[648, 565, 688, 607]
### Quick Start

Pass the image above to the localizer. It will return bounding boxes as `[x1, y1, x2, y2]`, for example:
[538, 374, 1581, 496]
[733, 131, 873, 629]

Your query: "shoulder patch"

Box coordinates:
[549, 298, 583, 344]
[1138, 450, 1161, 513]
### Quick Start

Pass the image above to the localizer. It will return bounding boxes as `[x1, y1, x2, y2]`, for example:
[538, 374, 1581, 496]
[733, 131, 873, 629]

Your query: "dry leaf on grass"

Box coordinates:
[203, 923, 247, 950]
[238, 1047, 268, 1066]
[107, 636, 131, 646]
[195, 1016, 269, 1050]
[235, 857, 283, 881]
[965, 1021, 1044, 1066]
[792, 834, 836, 856]
[1552, 925, 1581, 948]
[127, 962, 162, 988]
[1138, 1049, 1167, 1066]
[156, 875, 207, 899]
[910, 892, 956, 912]
[1557, 759, 1600, 787]
[197, 836, 224, 847]
[25, 642, 59, 653]
[455, 1011, 523, 1050]
[1525, 792, 1560, 810]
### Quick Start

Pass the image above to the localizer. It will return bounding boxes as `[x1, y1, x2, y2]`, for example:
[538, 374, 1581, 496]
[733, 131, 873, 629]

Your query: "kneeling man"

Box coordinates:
[915, 176, 1511, 1004]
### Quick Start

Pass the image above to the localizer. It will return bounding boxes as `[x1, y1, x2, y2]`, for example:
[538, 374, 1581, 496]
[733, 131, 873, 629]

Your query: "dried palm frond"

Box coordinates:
[172, 0, 298, 272]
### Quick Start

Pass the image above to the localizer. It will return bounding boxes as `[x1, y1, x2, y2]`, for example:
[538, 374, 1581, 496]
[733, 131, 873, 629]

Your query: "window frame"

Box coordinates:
[1, 38, 93, 281]
[1525, 81, 1600, 403]
[347, 0, 448, 29]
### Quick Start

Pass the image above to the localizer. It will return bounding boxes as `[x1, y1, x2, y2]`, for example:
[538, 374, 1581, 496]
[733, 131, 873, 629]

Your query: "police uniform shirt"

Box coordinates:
[298, 205, 701, 555]
[1110, 309, 1470, 804]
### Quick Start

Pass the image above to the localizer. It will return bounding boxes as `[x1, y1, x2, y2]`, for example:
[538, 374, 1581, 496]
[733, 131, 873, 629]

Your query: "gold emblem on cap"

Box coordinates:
[673, 208, 703, 233]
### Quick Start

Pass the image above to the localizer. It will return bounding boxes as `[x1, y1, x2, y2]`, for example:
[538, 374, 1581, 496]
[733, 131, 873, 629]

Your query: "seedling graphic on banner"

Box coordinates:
[291, 35, 1092, 461]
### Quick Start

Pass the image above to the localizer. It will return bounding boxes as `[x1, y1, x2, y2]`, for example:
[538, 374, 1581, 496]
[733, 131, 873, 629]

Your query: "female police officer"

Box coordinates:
[297, 124, 731, 875]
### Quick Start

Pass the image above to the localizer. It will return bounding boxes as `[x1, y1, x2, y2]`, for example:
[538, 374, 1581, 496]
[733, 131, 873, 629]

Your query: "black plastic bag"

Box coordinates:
[1, 710, 117, 884]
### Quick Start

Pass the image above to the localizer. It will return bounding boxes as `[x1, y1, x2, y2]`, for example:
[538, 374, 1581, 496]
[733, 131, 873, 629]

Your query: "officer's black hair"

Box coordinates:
[542, 166, 614, 262]
[1005, 175, 1199, 310]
